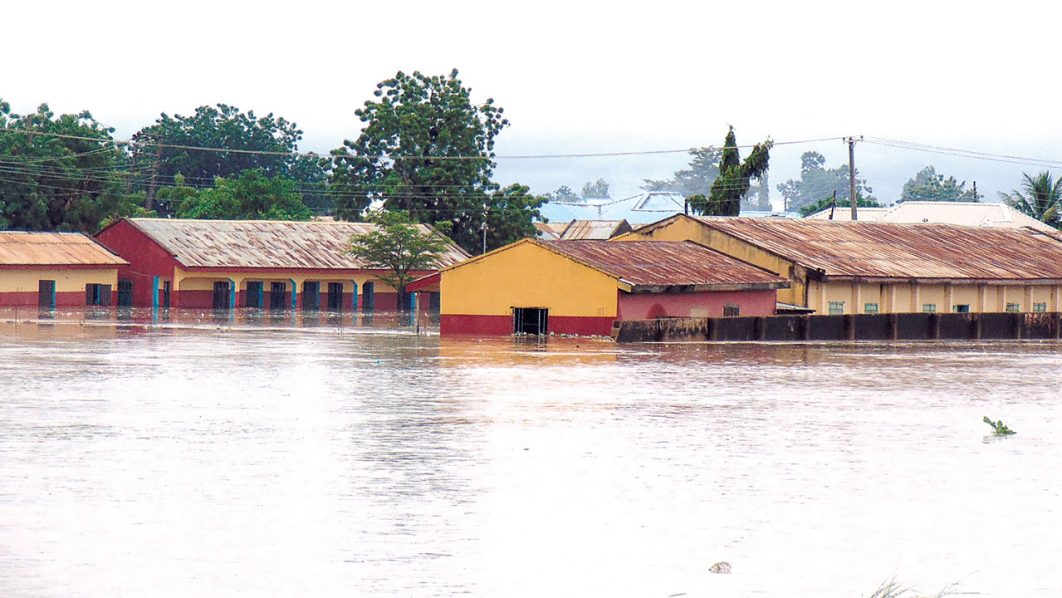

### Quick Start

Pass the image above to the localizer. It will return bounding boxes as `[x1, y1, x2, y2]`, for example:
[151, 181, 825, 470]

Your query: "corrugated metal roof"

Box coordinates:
[534, 222, 567, 240]
[803, 207, 890, 221]
[543, 240, 787, 289]
[559, 220, 632, 240]
[695, 217, 1062, 281]
[127, 218, 470, 270]
[805, 202, 1058, 232]
[0, 232, 126, 267]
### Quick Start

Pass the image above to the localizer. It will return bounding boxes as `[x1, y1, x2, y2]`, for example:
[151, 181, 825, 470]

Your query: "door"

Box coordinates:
[513, 308, 548, 335]
[302, 281, 320, 311]
[269, 282, 286, 309]
[212, 281, 231, 309]
[38, 280, 56, 308]
[117, 280, 133, 307]
[162, 280, 171, 309]
[362, 282, 375, 312]
[327, 282, 344, 311]
[246, 281, 263, 308]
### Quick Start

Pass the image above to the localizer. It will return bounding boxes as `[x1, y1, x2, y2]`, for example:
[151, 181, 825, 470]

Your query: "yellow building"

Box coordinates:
[0, 232, 126, 308]
[430, 238, 786, 336]
[95, 218, 468, 310]
[615, 215, 1062, 315]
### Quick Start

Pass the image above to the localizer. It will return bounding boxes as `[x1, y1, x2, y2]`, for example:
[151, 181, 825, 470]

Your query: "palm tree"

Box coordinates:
[999, 171, 1062, 229]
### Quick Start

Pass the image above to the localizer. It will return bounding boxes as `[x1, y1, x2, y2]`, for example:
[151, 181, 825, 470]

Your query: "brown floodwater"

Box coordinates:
[0, 309, 1059, 597]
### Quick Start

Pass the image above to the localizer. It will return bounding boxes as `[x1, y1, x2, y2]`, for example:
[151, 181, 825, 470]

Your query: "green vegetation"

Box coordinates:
[799, 194, 883, 217]
[900, 166, 980, 202]
[687, 127, 772, 216]
[580, 178, 610, 198]
[777, 151, 875, 213]
[331, 69, 545, 254]
[643, 144, 771, 212]
[173, 169, 312, 221]
[999, 171, 1061, 229]
[348, 210, 450, 309]
[983, 416, 1016, 435]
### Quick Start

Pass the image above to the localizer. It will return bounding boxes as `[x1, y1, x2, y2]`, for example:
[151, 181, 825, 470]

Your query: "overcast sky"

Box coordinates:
[5, 0, 1061, 206]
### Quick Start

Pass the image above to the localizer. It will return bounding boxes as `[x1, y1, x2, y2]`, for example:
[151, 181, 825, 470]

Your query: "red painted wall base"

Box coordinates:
[441, 314, 615, 336]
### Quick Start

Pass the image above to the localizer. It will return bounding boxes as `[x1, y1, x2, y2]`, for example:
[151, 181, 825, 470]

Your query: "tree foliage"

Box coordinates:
[580, 178, 610, 199]
[900, 166, 980, 202]
[331, 69, 544, 253]
[0, 99, 147, 232]
[644, 146, 770, 212]
[348, 210, 450, 307]
[777, 151, 875, 213]
[798, 194, 883, 217]
[689, 127, 771, 216]
[173, 169, 312, 221]
[999, 171, 1061, 229]
[134, 104, 328, 215]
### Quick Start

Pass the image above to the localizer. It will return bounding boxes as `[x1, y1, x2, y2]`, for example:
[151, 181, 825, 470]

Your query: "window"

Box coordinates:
[863, 303, 879, 314]
[828, 301, 844, 315]
[85, 283, 112, 306]
[1033, 302, 1047, 313]
[723, 304, 740, 317]
[922, 304, 936, 313]
[953, 304, 970, 313]
[1005, 303, 1020, 313]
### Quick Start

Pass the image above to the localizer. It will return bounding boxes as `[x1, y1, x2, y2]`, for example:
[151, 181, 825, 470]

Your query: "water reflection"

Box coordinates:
[0, 314, 1059, 597]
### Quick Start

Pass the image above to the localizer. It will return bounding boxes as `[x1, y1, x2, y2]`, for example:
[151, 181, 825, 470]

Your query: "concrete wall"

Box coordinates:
[810, 281, 1062, 314]
[613, 312, 1062, 343]
[0, 268, 119, 306]
[617, 289, 777, 319]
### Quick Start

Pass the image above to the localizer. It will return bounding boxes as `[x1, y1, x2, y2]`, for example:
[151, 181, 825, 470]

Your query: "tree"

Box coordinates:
[643, 147, 722, 197]
[133, 104, 326, 215]
[689, 127, 771, 216]
[580, 178, 610, 199]
[0, 99, 145, 232]
[331, 69, 545, 253]
[173, 169, 312, 220]
[798, 194, 883, 217]
[348, 210, 450, 310]
[900, 166, 980, 202]
[999, 171, 1062, 229]
[777, 151, 875, 213]
[543, 185, 579, 203]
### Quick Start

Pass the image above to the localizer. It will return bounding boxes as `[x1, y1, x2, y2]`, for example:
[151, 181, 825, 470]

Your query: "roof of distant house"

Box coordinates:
[682, 216, 1062, 282]
[542, 240, 787, 291]
[0, 231, 126, 268]
[109, 218, 470, 271]
[804, 201, 1057, 232]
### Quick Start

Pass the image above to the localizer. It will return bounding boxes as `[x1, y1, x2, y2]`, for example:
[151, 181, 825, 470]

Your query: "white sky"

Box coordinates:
[5, 0, 1062, 205]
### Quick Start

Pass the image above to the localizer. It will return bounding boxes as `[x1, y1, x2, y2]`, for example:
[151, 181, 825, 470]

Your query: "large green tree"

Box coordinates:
[173, 169, 312, 221]
[348, 210, 450, 310]
[331, 69, 545, 253]
[798, 194, 883, 217]
[777, 151, 875, 213]
[688, 127, 771, 216]
[999, 171, 1061, 229]
[0, 100, 145, 232]
[133, 104, 328, 215]
[900, 166, 980, 202]
[644, 146, 770, 212]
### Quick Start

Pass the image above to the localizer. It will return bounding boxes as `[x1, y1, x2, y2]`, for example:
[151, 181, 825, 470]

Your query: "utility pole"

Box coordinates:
[845, 136, 862, 221]
[480, 220, 488, 255]
[145, 135, 162, 212]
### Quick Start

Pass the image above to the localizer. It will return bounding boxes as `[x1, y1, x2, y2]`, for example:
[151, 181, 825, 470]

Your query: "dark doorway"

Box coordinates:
[269, 282, 286, 310]
[117, 279, 133, 307]
[161, 280, 171, 309]
[38, 280, 56, 308]
[362, 282, 375, 312]
[327, 282, 344, 311]
[212, 281, 231, 309]
[303, 281, 320, 311]
[246, 281, 263, 308]
[427, 292, 441, 312]
[86, 283, 112, 306]
[513, 307, 548, 335]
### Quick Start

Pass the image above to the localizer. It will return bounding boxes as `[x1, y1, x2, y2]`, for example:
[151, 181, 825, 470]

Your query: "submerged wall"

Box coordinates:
[613, 312, 1062, 343]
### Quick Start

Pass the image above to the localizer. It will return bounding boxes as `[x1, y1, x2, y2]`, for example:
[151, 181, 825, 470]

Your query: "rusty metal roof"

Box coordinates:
[126, 218, 470, 270]
[695, 217, 1062, 281]
[542, 240, 787, 290]
[0, 232, 126, 267]
[559, 220, 633, 240]
[534, 222, 567, 240]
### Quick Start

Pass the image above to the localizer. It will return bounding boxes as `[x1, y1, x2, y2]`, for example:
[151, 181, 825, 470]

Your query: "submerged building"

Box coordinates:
[616, 215, 1062, 314]
[0, 232, 126, 307]
[426, 239, 787, 336]
[95, 218, 469, 310]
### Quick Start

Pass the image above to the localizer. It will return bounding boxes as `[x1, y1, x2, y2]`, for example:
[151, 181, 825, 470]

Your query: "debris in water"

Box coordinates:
[983, 416, 1016, 435]
[708, 561, 731, 574]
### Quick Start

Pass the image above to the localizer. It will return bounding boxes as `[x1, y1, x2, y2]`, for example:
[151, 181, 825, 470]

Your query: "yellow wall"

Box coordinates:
[810, 280, 1062, 314]
[441, 241, 618, 317]
[615, 218, 806, 305]
[0, 268, 118, 292]
[174, 268, 397, 293]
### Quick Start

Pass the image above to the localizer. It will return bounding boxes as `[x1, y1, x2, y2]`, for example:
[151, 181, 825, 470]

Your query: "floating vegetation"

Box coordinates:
[983, 416, 1016, 436]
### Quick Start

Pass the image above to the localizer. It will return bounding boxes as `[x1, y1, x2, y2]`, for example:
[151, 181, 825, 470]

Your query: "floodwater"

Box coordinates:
[1, 309, 1060, 597]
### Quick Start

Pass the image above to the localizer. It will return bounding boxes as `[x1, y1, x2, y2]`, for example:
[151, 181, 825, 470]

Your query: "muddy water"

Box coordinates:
[0, 311, 1059, 597]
